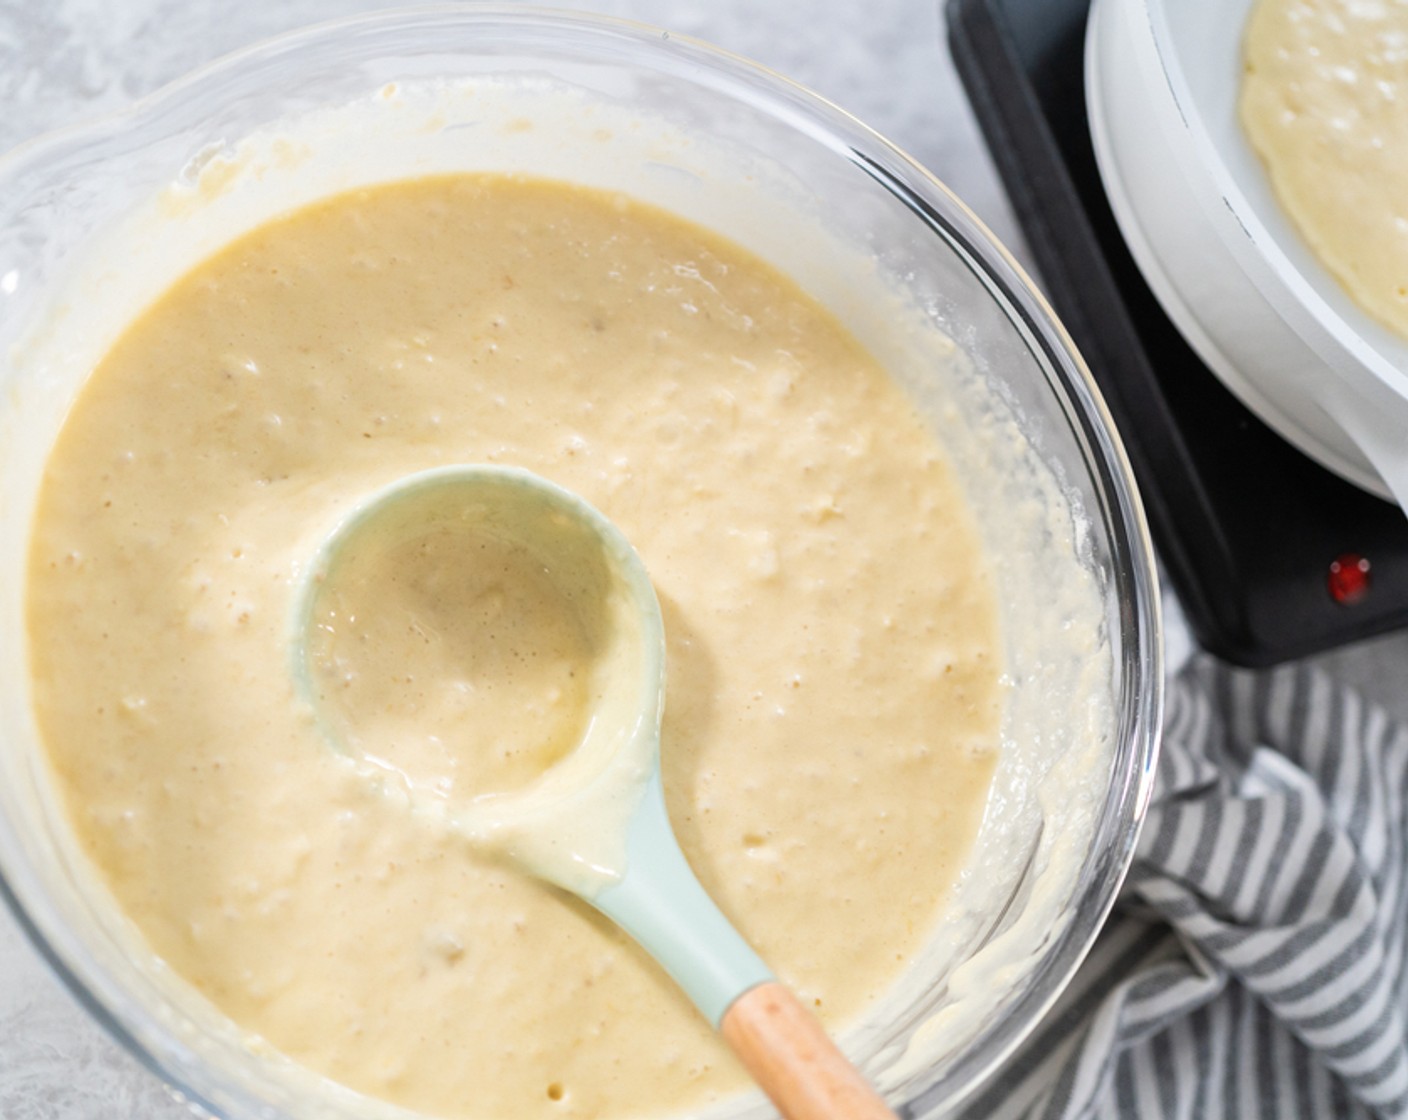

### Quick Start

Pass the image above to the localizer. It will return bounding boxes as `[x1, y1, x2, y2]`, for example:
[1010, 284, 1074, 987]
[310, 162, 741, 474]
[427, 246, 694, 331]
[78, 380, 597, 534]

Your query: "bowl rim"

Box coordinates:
[0, 5, 1165, 1117]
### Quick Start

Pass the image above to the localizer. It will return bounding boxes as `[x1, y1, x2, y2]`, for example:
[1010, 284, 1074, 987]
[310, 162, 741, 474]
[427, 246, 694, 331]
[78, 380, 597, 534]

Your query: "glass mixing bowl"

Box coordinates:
[0, 8, 1162, 1118]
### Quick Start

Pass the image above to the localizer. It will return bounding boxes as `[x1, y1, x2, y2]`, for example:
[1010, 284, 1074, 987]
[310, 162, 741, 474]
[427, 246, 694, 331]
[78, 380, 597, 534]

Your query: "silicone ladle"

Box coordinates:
[290, 464, 896, 1120]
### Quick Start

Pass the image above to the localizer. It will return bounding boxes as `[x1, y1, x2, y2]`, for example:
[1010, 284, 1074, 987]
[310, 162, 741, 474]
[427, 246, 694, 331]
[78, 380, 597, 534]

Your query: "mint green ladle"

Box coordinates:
[291, 465, 894, 1120]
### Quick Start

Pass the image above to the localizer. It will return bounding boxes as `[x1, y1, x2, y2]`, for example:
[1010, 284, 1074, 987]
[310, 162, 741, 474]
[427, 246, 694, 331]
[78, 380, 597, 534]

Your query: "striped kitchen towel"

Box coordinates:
[959, 654, 1408, 1119]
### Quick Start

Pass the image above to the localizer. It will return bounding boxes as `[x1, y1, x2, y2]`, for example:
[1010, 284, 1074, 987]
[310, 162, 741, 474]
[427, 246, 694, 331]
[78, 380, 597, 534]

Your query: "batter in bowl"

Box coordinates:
[1242, 0, 1408, 337]
[26, 174, 1002, 1118]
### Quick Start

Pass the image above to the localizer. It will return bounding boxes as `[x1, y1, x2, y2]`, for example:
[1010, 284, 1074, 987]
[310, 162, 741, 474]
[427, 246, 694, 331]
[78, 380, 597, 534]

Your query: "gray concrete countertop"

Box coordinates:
[1, 2, 1402, 1116]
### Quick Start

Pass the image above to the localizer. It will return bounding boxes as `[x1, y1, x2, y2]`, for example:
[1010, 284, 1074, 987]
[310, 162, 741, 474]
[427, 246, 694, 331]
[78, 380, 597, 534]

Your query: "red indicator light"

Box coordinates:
[1327, 553, 1371, 605]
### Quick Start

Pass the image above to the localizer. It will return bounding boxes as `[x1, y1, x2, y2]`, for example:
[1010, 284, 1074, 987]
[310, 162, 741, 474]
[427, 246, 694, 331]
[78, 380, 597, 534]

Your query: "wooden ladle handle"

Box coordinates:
[720, 982, 898, 1120]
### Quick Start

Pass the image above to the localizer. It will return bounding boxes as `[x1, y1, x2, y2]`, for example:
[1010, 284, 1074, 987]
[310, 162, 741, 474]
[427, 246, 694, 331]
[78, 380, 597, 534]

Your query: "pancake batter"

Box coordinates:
[26, 175, 1002, 1119]
[1242, 0, 1408, 337]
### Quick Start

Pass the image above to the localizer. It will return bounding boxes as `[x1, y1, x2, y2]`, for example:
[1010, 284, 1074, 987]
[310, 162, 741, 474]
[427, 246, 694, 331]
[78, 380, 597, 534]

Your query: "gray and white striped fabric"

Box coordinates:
[960, 654, 1408, 1119]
